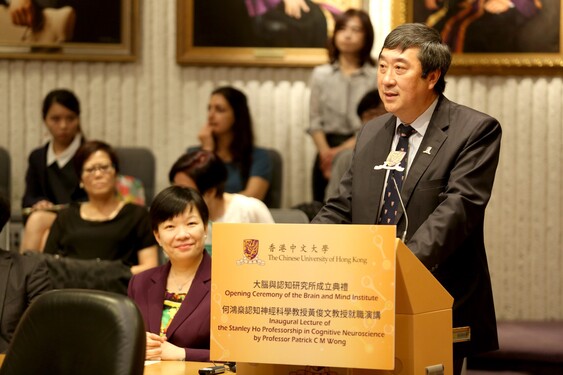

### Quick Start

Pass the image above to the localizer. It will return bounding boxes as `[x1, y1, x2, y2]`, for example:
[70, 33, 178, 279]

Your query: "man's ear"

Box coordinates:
[427, 69, 441, 90]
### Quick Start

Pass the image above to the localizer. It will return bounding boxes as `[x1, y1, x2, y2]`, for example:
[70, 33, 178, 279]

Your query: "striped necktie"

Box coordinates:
[379, 124, 416, 225]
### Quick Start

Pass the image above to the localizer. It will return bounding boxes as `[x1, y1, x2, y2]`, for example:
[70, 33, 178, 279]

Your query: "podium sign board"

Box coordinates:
[211, 223, 397, 370]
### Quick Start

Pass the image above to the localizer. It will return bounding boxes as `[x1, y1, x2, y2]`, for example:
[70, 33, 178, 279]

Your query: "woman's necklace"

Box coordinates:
[171, 271, 194, 292]
[81, 200, 124, 221]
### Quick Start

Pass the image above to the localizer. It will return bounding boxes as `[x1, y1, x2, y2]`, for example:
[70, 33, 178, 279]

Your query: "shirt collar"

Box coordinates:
[395, 97, 439, 137]
[46, 133, 82, 168]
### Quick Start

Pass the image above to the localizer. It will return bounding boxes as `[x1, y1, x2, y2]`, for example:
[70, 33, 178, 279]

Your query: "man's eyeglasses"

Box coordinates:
[82, 164, 114, 175]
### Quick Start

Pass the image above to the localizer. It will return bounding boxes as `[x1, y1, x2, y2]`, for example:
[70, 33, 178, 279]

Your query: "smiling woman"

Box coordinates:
[128, 186, 212, 362]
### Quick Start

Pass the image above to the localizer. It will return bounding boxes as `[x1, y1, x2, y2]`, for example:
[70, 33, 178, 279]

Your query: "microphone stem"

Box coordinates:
[391, 175, 408, 243]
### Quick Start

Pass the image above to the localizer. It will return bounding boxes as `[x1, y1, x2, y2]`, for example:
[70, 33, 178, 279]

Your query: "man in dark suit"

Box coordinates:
[0, 192, 51, 353]
[312, 23, 501, 374]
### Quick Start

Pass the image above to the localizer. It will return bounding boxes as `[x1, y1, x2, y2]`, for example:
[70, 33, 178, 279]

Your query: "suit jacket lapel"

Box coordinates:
[166, 252, 211, 339]
[147, 262, 170, 334]
[398, 96, 450, 223]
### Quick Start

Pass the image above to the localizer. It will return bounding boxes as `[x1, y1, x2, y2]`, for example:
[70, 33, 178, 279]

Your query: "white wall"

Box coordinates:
[0, 0, 561, 320]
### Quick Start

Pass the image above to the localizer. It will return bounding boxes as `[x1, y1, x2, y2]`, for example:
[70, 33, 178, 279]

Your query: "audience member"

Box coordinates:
[324, 88, 387, 200]
[189, 86, 273, 202]
[128, 186, 211, 361]
[43, 140, 158, 275]
[0, 192, 51, 353]
[308, 8, 377, 202]
[20, 88, 86, 252]
[170, 150, 274, 253]
[355, 88, 388, 125]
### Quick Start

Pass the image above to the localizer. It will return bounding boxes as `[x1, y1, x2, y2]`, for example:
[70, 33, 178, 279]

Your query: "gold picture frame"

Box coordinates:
[177, 0, 369, 67]
[0, 0, 138, 62]
[392, 0, 563, 75]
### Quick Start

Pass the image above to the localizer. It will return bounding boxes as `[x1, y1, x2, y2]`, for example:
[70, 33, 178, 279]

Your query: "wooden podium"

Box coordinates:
[212, 224, 454, 375]
[389, 239, 453, 375]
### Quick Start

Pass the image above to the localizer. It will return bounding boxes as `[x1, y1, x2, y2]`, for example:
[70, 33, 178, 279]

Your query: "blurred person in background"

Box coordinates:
[43, 140, 158, 275]
[21, 88, 86, 253]
[189, 86, 273, 203]
[308, 8, 377, 203]
[170, 150, 274, 254]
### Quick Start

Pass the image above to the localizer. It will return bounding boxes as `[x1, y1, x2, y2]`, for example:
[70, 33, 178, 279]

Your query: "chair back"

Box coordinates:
[23, 252, 132, 294]
[0, 289, 146, 375]
[115, 147, 156, 205]
[263, 148, 282, 208]
[270, 208, 310, 223]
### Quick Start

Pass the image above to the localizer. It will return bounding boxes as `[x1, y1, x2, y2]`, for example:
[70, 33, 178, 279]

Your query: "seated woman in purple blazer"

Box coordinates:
[128, 186, 210, 362]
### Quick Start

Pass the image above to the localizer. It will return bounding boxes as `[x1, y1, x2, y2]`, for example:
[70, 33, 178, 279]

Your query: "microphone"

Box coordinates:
[390, 174, 409, 243]
[374, 151, 409, 242]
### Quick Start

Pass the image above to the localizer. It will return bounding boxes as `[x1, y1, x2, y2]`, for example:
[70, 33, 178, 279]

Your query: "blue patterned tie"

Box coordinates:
[379, 124, 416, 225]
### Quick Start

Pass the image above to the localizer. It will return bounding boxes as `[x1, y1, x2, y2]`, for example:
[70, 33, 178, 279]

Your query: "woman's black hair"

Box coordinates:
[73, 140, 120, 175]
[42, 89, 81, 119]
[168, 150, 228, 198]
[149, 185, 209, 232]
[328, 8, 375, 66]
[210, 86, 254, 184]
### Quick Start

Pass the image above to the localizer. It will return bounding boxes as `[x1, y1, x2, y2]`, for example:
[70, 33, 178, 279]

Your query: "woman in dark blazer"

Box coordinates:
[128, 186, 211, 362]
[21, 88, 86, 252]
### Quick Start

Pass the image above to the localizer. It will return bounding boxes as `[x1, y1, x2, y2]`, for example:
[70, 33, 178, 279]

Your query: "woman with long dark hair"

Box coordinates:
[190, 86, 272, 202]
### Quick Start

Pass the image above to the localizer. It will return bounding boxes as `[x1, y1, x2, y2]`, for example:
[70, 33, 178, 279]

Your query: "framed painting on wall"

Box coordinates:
[0, 0, 138, 61]
[177, 0, 370, 67]
[392, 0, 562, 74]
